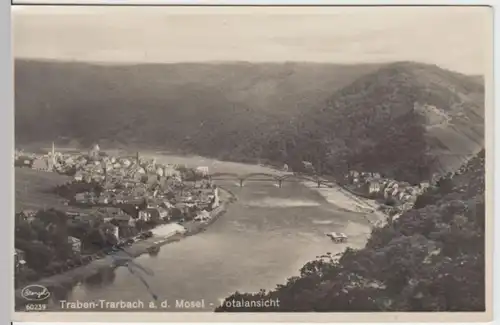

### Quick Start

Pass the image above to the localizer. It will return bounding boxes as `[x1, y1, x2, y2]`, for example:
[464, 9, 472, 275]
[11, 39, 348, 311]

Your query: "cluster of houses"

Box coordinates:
[16, 143, 220, 211]
[15, 144, 222, 276]
[15, 143, 74, 174]
[15, 209, 85, 254]
[72, 154, 183, 185]
[345, 170, 432, 211]
[69, 153, 220, 219]
[16, 143, 187, 181]
[14, 186, 220, 276]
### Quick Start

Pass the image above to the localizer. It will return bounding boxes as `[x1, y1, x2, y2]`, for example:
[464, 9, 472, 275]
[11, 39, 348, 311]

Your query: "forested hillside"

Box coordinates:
[15, 59, 378, 148]
[216, 149, 486, 312]
[265, 62, 484, 183]
[15, 60, 484, 183]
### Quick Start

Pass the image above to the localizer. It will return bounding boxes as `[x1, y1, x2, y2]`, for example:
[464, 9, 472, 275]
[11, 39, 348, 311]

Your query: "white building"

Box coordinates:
[368, 181, 382, 194]
[211, 187, 220, 208]
[196, 166, 209, 176]
[108, 225, 120, 241]
[158, 207, 169, 220]
[67, 236, 82, 253]
[195, 210, 211, 221]
[164, 166, 181, 178]
[138, 210, 152, 221]
[74, 172, 84, 182]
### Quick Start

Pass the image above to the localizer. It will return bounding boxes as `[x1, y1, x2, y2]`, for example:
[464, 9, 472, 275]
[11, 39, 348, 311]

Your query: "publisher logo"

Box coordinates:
[21, 285, 51, 301]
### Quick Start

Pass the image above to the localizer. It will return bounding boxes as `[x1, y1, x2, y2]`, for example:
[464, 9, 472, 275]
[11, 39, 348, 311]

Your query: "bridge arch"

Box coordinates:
[207, 171, 334, 188]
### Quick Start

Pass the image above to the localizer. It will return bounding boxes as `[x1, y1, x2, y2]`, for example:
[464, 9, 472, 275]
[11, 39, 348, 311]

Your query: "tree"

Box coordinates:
[15, 220, 37, 241]
[15, 239, 54, 273]
[36, 208, 67, 226]
[82, 226, 109, 252]
[170, 207, 184, 221]
[119, 203, 140, 218]
[437, 176, 454, 193]
[15, 266, 39, 287]
[165, 191, 175, 201]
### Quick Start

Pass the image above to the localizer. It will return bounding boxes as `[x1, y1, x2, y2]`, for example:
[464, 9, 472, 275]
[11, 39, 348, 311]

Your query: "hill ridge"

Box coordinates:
[270, 61, 484, 182]
[15, 60, 484, 183]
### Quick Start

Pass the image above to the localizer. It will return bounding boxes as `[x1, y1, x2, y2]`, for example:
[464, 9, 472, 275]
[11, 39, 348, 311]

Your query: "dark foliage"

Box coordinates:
[15, 157, 33, 168]
[217, 150, 485, 312]
[54, 181, 104, 201]
[15, 208, 119, 283]
[16, 60, 483, 184]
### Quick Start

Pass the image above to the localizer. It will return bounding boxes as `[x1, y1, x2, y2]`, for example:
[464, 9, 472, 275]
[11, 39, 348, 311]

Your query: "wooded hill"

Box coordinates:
[15, 60, 484, 183]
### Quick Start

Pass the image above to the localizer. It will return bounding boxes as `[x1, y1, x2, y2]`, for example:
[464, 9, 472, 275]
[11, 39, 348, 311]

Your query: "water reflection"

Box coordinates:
[48, 282, 73, 305]
[148, 246, 161, 257]
[83, 268, 116, 288]
[60, 179, 372, 310]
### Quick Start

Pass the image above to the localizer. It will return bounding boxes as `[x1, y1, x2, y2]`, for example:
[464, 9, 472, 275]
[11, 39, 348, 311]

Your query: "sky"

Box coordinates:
[12, 6, 492, 75]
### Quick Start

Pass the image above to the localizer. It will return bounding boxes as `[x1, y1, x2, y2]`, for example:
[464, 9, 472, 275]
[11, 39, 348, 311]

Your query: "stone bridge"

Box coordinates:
[208, 172, 333, 188]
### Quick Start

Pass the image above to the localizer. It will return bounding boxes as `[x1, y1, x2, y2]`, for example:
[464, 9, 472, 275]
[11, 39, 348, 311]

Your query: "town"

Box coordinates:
[13, 142, 468, 294]
[14, 143, 223, 288]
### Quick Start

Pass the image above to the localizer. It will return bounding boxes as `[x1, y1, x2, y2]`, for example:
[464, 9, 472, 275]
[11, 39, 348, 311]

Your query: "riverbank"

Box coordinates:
[301, 180, 388, 226]
[14, 188, 235, 310]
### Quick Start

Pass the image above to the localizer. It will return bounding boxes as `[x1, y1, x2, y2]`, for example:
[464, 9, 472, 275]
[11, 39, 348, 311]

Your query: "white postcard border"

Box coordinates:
[5, 1, 497, 324]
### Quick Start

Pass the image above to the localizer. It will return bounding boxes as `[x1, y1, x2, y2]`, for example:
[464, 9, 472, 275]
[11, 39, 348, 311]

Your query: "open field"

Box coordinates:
[15, 167, 72, 212]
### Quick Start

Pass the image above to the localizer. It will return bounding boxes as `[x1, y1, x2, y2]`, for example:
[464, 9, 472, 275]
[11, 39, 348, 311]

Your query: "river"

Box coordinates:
[47, 153, 373, 311]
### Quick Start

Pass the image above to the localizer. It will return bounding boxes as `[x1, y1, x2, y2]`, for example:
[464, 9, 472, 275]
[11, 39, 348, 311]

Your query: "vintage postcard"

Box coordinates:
[11, 4, 493, 323]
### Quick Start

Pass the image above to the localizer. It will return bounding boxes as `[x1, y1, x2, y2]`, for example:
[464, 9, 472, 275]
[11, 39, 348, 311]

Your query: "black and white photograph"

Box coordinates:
[12, 4, 492, 321]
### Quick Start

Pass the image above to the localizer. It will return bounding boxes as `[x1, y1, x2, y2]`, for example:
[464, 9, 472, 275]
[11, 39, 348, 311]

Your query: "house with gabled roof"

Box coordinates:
[67, 236, 82, 254]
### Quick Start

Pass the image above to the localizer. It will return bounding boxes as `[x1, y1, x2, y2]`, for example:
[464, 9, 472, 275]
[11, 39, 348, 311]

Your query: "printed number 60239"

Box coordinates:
[25, 303, 47, 311]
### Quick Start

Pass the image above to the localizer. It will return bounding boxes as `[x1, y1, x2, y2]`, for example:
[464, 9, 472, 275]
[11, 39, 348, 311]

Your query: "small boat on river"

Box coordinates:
[326, 232, 348, 243]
